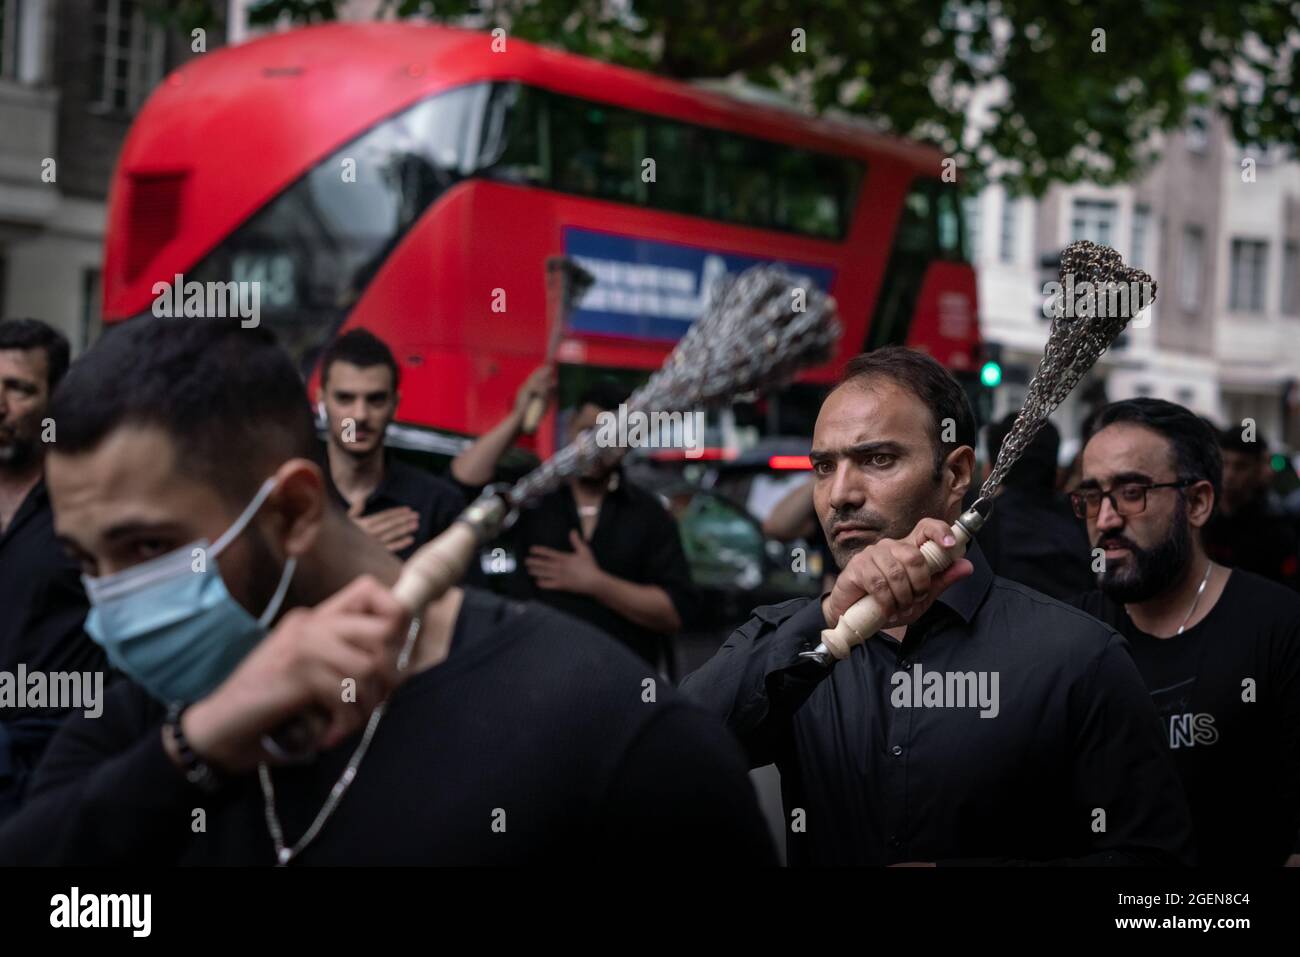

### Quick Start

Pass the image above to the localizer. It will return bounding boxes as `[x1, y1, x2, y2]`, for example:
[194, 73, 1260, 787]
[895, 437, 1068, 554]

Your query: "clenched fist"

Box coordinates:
[822, 517, 973, 632]
[514, 365, 557, 418]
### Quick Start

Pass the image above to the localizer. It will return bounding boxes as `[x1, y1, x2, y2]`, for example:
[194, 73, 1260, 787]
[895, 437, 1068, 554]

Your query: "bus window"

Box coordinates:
[775, 150, 847, 239]
[648, 118, 710, 216]
[550, 97, 645, 203]
[936, 188, 963, 259]
[710, 133, 774, 228]
[897, 187, 933, 254]
[482, 84, 864, 240]
[867, 178, 970, 351]
[480, 84, 545, 185]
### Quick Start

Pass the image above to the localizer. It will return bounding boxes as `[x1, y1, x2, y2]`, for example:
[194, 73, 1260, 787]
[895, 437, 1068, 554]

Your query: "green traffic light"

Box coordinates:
[1271, 453, 1287, 473]
[980, 361, 1003, 388]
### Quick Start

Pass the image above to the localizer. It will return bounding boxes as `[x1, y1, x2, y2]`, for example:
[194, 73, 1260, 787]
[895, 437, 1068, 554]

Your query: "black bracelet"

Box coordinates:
[164, 702, 225, 795]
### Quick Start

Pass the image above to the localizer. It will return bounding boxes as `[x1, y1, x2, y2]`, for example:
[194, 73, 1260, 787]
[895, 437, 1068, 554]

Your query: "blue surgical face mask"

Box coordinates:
[82, 476, 298, 704]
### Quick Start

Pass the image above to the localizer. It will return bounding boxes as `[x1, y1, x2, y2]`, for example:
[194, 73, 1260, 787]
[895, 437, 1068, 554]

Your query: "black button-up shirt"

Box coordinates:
[504, 474, 696, 666]
[0, 480, 106, 715]
[681, 543, 1194, 866]
[328, 453, 466, 562]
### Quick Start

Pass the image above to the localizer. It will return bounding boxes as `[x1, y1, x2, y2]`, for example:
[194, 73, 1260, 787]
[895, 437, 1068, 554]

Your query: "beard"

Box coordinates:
[0, 430, 37, 471]
[1095, 498, 1193, 603]
[335, 429, 381, 459]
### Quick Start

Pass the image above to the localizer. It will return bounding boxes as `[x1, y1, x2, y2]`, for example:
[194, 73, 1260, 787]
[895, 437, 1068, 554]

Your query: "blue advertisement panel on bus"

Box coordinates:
[562, 227, 837, 342]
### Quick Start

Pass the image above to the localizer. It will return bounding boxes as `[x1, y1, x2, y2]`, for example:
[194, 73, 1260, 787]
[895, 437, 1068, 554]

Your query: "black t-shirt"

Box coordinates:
[1072, 570, 1300, 865]
[0, 588, 773, 865]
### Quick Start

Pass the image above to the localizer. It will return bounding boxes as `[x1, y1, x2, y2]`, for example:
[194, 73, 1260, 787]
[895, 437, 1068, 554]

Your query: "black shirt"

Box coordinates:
[0, 479, 106, 714]
[0, 588, 774, 865]
[977, 485, 1095, 602]
[1071, 570, 1300, 866]
[504, 474, 696, 666]
[328, 452, 466, 561]
[680, 543, 1194, 866]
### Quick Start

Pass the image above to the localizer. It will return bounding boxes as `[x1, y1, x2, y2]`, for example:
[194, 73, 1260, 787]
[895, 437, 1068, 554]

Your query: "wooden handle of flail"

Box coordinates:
[520, 394, 546, 435]
[817, 518, 976, 661]
[392, 495, 508, 614]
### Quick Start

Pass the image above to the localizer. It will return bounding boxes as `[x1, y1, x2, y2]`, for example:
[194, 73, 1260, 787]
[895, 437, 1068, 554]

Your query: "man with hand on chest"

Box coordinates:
[452, 378, 695, 669]
[318, 329, 464, 560]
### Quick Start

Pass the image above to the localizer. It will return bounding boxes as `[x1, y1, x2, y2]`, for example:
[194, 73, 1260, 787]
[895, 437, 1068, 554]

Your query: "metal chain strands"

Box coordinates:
[978, 240, 1156, 505]
[509, 265, 841, 509]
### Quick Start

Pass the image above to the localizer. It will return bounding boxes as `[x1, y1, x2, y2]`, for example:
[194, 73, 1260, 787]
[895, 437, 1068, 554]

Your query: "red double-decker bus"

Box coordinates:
[103, 22, 980, 455]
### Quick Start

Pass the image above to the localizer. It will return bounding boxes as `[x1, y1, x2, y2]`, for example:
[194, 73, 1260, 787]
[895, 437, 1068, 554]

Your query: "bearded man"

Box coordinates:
[1071, 398, 1300, 866]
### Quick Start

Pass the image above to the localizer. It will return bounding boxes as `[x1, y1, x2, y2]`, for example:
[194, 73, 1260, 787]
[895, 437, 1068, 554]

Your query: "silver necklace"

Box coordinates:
[259, 614, 422, 865]
[1176, 562, 1213, 635]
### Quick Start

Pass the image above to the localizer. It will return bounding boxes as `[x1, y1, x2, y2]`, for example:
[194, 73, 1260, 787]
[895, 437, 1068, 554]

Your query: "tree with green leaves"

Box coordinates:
[155, 0, 1300, 195]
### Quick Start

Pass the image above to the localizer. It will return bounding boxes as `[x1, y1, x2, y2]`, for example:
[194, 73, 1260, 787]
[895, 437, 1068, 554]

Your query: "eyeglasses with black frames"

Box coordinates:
[1069, 479, 1196, 519]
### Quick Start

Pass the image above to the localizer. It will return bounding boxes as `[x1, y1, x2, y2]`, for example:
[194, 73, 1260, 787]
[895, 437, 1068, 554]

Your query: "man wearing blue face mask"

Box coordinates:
[0, 317, 775, 866]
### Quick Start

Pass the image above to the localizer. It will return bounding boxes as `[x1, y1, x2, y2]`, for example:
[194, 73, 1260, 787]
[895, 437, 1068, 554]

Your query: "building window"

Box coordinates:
[92, 0, 165, 113]
[0, 0, 21, 81]
[936, 188, 962, 258]
[1229, 238, 1268, 314]
[998, 192, 1016, 263]
[1283, 242, 1299, 317]
[1071, 198, 1117, 248]
[1130, 205, 1151, 270]
[1179, 225, 1204, 312]
[0, 0, 43, 84]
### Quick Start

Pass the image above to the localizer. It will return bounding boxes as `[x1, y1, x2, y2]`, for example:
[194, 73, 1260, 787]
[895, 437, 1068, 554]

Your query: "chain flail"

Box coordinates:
[508, 265, 841, 509]
[979, 241, 1156, 503]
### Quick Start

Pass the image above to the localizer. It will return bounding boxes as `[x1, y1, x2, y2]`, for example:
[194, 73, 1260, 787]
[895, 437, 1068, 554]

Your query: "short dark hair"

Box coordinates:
[576, 378, 628, 413]
[1218, 423, 1268, 458]
[50, 318, 320, 504]
[1085, 397, 1222, 505]
[0, 318, 71, 390]
[987, 411, 1059, 490]
[320, 328, 400, 391]
[837, 346, 977, 478]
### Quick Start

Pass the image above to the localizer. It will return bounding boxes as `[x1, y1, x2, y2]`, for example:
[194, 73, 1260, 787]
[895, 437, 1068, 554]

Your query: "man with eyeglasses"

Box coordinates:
[1069, 398, 1300, 866]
